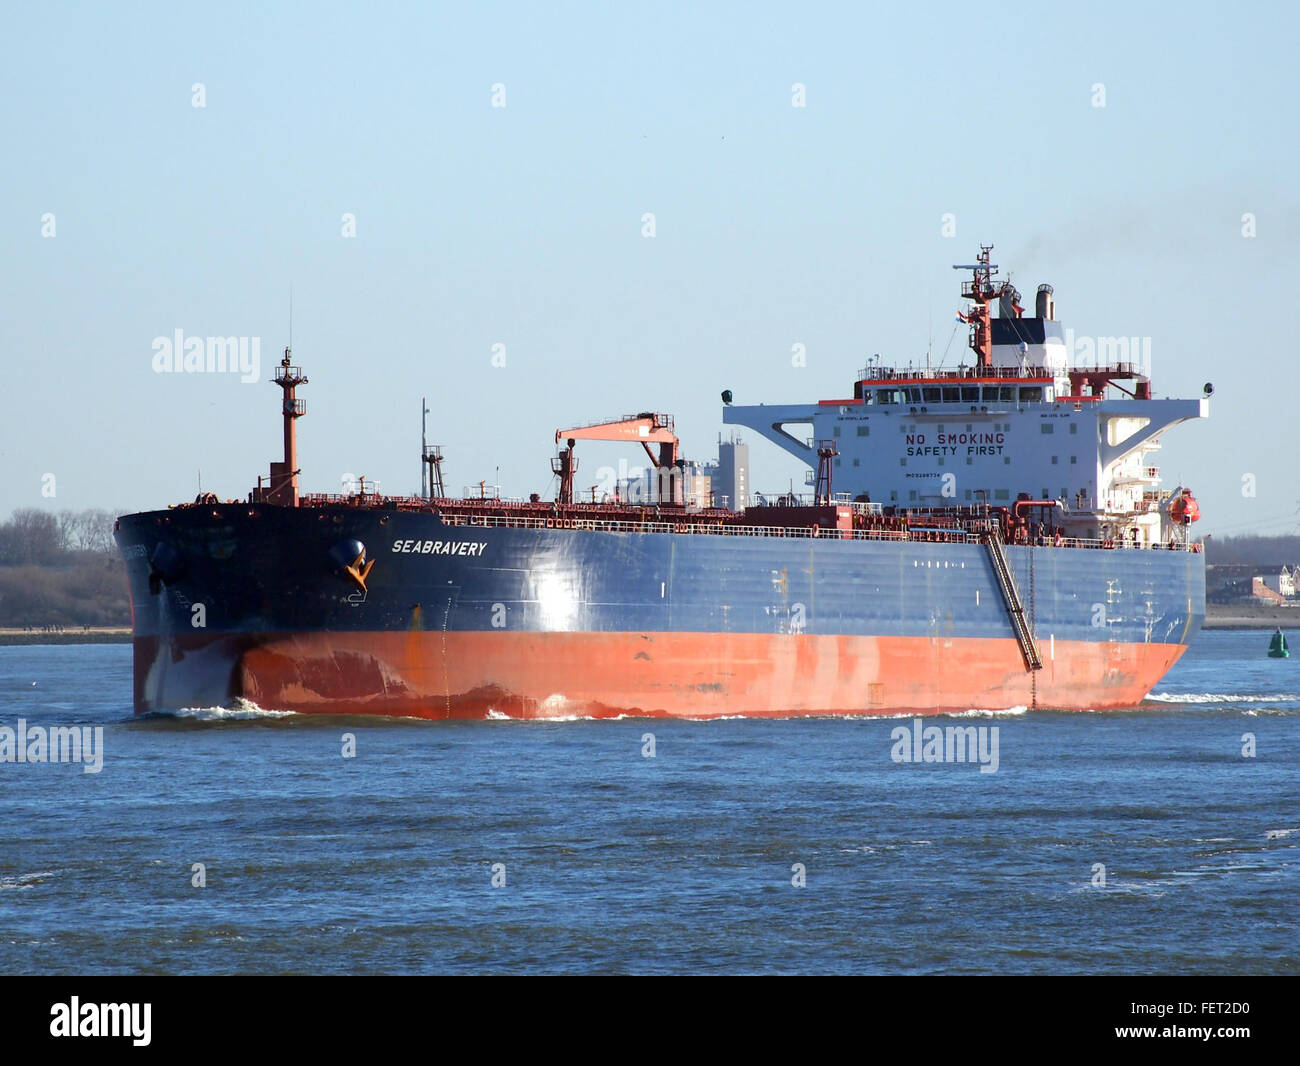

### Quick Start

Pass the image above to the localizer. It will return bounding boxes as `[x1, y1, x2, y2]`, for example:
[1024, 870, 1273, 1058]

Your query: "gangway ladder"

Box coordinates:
[982, 531, 1043, 671]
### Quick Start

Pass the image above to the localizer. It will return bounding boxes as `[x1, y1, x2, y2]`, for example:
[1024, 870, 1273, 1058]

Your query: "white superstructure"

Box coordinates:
[723, 248, 1207, 547]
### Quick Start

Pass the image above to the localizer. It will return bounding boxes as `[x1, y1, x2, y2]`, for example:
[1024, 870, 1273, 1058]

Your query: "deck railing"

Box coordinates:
[433, 512, 1200, 552]
[855, 361, 1146, 383]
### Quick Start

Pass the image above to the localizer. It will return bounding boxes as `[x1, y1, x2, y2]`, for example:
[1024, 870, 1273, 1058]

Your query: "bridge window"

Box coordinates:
[923, 387, 941, 403]
[982, 386, 1001, 402]
[1019, 386, 1043, 402]
[961, 386, 979, 402]
[1000, 386, 1015, 402]
[942, 387, 960, 402]
[876, 388, 906, 404]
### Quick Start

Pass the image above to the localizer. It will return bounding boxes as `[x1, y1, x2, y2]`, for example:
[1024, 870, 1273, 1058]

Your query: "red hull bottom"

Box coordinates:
[133, 631, 1188, 719]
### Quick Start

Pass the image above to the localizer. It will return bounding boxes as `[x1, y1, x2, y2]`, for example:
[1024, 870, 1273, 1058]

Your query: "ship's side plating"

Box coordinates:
[115, 505, 1203, 718]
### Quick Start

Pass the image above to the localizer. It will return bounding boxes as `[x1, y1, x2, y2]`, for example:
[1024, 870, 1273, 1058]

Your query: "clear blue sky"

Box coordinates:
[2, 1, 1296, 539]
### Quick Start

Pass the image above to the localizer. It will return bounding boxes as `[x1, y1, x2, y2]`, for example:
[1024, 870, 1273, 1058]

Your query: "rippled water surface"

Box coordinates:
[1, 630, 1296, 974]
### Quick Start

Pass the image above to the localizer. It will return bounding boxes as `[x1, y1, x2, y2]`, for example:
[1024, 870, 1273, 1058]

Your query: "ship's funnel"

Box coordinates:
[1036, 284, 1054, 320]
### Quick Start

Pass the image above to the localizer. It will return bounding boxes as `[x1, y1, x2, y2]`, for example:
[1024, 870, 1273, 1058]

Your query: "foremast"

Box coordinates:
[255, 346, 308, 506]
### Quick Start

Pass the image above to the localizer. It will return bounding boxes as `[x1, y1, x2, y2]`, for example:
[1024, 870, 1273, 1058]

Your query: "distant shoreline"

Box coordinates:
[0, 627, 131, 646]
[1202, 610, 1299, 630]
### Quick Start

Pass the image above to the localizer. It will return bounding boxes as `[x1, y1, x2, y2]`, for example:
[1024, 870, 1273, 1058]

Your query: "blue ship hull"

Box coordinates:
[114, 504, 1204, 719]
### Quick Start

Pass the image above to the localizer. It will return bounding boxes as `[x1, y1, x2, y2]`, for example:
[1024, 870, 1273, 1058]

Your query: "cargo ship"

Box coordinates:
[114, 248, 1208, 719]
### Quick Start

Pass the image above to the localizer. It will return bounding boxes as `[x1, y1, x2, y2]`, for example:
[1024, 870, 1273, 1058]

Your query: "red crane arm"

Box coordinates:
[555, 414, 679, 467]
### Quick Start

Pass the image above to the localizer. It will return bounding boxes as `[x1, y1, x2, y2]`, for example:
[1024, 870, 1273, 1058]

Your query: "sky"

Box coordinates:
[2, 0, 1297, 540]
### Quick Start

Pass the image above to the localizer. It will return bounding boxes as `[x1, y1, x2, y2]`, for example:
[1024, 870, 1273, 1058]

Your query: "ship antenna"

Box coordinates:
[421, 398, 429, 498]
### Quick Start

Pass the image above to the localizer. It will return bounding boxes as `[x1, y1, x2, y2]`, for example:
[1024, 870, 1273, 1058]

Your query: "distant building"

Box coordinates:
[1252, 578, 1286, 604]
[686, 435, 750, 510]
[714, 435, 749, 510]
[675, 462, 713, 508]
[611, 464, 711, 507]
[1252, 566, 1297, 602]
[617, 435, 749, 509]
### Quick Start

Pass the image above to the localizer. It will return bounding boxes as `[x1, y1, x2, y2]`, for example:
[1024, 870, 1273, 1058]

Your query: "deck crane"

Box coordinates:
[553, 413, 683, 505]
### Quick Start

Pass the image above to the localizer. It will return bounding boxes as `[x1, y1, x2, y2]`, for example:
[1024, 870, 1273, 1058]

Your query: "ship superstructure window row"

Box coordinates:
[872, 385, 1048, 406]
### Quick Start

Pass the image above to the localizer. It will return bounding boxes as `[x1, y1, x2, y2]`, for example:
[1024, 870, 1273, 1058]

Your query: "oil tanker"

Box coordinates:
[114, 248, 1207, 719]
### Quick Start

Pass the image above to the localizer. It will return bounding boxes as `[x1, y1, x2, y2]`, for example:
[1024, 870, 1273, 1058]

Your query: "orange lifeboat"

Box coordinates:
[1170, 491, 1201, 525]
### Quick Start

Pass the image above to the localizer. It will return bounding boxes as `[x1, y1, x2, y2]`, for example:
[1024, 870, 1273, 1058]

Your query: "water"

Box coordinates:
[0, 630, 1295, 974]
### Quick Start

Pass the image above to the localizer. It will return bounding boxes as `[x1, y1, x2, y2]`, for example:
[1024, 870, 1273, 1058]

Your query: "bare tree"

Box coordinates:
[56, 510, 77, 553]
[0, 508, 119, 561]
[82, 510, 115, 553]
[65, 510, 114, 553]
[1, 509, 62, 565]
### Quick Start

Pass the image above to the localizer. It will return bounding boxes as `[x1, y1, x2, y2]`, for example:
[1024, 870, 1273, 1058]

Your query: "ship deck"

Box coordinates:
[176, 492, 1204, 553]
